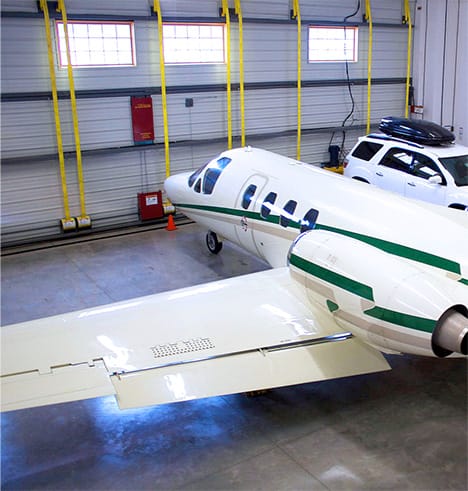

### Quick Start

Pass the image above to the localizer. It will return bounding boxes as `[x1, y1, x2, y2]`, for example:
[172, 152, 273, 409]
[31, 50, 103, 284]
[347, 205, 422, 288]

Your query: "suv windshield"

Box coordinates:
[439, 155, 468, 186]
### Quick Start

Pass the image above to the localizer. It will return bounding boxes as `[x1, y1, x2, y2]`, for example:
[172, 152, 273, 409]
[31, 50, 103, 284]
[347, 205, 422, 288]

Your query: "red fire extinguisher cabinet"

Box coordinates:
[138, 191, 164, 221]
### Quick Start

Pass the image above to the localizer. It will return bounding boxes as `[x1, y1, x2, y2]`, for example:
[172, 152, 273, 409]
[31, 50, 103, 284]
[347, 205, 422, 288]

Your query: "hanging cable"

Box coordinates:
[403, 0, 412, 118]
[153, 0, 171, 177]
[364, 0, 373, 134]
[329, 0, 361, 161]
[57, 0, 90, 229]
[39, 0, 75, 232]
[292, 0, 302, 160]
[221, 0, 233, 149]
[234, 0, 246, 147]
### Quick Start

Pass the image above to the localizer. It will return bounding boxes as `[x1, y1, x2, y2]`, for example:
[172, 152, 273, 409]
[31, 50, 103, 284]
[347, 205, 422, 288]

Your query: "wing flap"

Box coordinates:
[112, 335, 389, 409]
[1, 361, 115, 412]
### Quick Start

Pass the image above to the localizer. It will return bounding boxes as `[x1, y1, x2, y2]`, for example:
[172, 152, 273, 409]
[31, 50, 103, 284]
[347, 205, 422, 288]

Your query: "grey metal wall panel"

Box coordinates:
[1, 0, 412, 245]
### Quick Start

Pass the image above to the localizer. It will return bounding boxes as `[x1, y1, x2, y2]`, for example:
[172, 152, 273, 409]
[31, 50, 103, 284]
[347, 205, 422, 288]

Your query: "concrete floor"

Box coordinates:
[1, 223, 467, 491]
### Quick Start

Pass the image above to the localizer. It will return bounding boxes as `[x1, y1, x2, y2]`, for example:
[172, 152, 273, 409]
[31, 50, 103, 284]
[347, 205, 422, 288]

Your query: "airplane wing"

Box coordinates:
[1, 268, 390, 412]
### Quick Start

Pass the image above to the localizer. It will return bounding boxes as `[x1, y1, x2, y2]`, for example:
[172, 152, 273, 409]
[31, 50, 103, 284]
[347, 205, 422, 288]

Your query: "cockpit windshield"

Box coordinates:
[439, 155, 468, 186]
[188, 156, 232, 194]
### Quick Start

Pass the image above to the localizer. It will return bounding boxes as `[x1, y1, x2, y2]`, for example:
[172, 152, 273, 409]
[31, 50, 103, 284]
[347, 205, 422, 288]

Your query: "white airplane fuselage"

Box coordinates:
[165, 147, 468, 359]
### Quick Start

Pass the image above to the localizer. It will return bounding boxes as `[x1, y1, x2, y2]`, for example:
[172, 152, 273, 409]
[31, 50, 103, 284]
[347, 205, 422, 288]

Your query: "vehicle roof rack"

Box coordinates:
[367, 133, 424, 149]
[379, 116, 455, 145]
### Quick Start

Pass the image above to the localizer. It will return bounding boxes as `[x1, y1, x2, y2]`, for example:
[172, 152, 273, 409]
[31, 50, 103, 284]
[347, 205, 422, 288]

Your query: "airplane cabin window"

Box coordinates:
[194, 178, 201, 193]
[202, 156, 232, 194]
[188, 162, 209, 187]
[301, 208, 319, 233]
[242, 184, 257, 209]
[261, 192, 277, 219]
[280, 200, 297, 227]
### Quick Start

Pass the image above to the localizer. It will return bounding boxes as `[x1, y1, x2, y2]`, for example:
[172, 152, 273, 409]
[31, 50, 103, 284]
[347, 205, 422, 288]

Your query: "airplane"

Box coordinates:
[1, 146, 467, 413]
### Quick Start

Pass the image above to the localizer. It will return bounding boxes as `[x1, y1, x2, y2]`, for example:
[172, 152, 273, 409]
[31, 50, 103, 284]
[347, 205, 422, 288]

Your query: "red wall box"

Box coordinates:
[131, 96, 155, 144]
[138, 191, 164, 220]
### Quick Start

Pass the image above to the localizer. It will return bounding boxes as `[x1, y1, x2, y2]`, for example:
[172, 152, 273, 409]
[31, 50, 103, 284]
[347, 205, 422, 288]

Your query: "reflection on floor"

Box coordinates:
[1, 223, 467, 490]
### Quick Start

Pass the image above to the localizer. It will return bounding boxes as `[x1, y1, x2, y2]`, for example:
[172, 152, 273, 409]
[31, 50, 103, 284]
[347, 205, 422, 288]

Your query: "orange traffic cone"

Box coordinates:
[166, 214, 177, 231]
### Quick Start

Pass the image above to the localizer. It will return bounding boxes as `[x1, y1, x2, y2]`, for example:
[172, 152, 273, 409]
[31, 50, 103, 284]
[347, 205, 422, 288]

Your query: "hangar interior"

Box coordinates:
[2, 0, 466, 246]
[1, 0, 467, 490]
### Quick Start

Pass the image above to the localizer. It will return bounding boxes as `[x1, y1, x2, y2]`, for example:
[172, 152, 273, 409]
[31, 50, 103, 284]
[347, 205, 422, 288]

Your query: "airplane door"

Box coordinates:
[234, 174, 268, 258]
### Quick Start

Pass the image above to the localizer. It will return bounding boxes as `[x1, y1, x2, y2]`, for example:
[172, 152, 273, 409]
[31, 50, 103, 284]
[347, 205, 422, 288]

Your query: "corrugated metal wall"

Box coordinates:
[1, 0, 412, 245]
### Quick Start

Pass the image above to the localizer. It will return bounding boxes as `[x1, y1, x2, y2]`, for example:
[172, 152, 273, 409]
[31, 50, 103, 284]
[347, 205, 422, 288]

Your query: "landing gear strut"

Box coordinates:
[206, 231, 223, 254]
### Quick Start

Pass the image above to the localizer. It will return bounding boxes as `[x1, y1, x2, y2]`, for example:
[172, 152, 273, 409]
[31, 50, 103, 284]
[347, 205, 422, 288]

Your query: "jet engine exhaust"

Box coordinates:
[432, 307, 468, 357]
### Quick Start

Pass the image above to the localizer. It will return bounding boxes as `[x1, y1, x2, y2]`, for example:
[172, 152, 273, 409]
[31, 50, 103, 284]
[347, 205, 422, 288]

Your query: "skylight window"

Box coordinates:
[163, 23, 225, 64]
[56, 21, 136, 67]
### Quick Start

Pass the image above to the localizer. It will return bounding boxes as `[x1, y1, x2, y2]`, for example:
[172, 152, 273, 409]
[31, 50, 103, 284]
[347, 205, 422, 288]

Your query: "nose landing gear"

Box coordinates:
[206, 231, 223, 254]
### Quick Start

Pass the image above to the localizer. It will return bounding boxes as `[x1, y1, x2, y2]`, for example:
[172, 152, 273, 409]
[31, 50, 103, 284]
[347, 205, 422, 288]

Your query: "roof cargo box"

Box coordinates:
[379, 117, 455, 145]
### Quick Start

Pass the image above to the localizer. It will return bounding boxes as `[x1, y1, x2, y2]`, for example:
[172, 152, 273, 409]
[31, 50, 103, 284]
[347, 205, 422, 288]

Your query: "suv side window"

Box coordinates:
[352, 141, 383, 161]
[379, 148, 414, 175]
[412, 153, 445, 182]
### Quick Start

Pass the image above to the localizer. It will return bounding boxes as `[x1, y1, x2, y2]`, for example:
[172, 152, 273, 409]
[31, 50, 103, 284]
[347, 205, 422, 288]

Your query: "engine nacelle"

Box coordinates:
[288, 230, 468, 357]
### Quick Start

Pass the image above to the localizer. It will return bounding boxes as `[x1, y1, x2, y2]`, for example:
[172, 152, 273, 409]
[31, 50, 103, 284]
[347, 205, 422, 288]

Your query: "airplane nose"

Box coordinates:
[164, 173, 188, 204]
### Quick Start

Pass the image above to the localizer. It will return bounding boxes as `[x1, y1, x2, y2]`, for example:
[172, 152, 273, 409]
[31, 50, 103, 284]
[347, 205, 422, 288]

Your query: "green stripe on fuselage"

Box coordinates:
[175, 203, 462, 276]
[363, 306, 437, 333]
[290, 253, 374, 301]
[315, 224, 461, 275]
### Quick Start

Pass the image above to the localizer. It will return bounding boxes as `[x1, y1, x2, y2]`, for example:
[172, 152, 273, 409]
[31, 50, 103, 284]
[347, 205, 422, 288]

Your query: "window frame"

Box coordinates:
[201, 156, 231, 195]
[162, 22, 226, 65]
[300, 208, 319, 233]
[55, 20, 136, 68]
[308, 25, 358, 63]
[260, 192, 278, 220]
[280, 200, 298, 228]
[241, 184, 257, 210]
[351, 141, 384, 162]
[379, 148, 414, 174]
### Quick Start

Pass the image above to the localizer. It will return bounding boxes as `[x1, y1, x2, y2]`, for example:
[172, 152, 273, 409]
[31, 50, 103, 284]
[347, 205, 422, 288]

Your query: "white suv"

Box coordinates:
[343, 118, 468, 211]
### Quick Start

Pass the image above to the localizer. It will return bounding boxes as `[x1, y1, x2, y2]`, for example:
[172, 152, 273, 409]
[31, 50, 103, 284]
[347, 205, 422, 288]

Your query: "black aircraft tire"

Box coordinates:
[206, 231, 223, 254]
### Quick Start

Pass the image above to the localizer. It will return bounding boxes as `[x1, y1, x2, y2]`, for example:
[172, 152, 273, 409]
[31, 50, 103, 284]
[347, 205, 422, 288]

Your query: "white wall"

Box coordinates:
[412, 0, 468, 145]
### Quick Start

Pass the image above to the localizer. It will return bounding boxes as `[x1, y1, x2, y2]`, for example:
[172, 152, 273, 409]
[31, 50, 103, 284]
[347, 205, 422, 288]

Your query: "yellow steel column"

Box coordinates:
[234, 0, 246, 147]
[292, 0, 302, 160]
[153, 0, 171, 178]
[39, 0, 75, 231]
[221, 0, 233, 149]
[403, 0, 412, 118]
[365, 0, 373, 134]
[57, 0, 90, 228]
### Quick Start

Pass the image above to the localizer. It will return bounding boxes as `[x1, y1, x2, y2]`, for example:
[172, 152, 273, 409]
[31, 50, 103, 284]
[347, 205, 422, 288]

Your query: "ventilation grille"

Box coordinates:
[150, 337, 215, 359]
